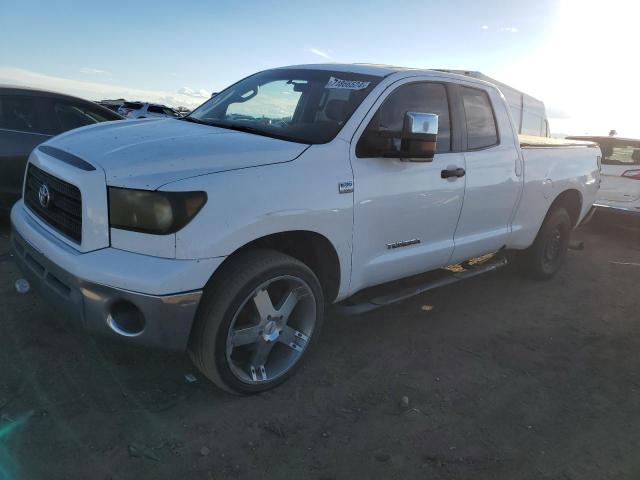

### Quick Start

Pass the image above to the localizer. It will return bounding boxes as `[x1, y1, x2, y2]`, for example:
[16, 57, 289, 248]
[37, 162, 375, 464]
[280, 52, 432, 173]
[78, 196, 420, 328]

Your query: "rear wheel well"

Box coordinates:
[549, 189, 582, 227]
[222, 231, 341, 303]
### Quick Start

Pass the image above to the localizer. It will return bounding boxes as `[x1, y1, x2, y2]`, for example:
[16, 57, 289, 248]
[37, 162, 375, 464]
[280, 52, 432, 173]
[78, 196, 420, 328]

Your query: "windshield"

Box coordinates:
[187, 68, 382, 144]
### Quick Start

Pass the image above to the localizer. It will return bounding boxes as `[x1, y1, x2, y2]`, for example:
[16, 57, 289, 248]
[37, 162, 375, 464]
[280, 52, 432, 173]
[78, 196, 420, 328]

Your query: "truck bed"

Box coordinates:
[519, 135, 597, 148]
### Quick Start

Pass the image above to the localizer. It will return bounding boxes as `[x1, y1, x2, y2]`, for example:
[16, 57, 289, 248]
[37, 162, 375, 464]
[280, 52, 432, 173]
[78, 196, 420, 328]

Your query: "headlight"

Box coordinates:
[108, 187, 207, 234]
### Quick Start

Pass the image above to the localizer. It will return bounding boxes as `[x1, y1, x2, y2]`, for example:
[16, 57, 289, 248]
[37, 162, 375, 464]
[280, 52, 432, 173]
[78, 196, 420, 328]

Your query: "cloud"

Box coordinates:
[501, 26, 518, 33]
[79, 67, 108, 75]
[481, 25, 489, 30]
[546, 105, 571, 119]
[0, 66, 208, 108]
[177, 87, 211, 99]
[309, 48, 332, 60]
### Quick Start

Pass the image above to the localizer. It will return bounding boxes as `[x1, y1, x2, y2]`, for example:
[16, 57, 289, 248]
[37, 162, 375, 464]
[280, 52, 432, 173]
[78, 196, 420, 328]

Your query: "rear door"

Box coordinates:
[449, 84, 523, 262]
[0, 94, 52, 207]
[598, 144, 640, 205]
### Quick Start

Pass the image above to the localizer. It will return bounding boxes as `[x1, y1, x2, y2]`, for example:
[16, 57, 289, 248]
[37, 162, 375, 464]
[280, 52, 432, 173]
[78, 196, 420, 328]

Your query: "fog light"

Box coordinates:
[107, 300, 145, 337]
[15, 278, 30, 294]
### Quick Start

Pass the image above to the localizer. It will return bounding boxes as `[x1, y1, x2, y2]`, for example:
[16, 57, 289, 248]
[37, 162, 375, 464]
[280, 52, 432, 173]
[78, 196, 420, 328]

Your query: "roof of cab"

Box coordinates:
[277, 63, 497, 87]
[0, 84, 92, 99]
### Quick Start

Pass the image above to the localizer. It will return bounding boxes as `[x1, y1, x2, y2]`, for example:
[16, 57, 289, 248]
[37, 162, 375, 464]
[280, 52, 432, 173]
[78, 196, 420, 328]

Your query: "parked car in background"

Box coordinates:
[117, 102, 181, 119]
[10, 64, 599, 394]
[96, 99, 125, 113]
[0, 86, 122, 212]
[567, 136, 640, 218]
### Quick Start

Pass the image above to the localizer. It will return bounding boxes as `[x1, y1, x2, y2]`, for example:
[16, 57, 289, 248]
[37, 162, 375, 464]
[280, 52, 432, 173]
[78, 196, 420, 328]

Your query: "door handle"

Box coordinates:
[441, 168, 466, 179]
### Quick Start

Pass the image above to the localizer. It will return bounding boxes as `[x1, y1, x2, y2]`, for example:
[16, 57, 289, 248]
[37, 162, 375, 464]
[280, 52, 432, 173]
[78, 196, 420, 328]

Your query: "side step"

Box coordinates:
[333, 255, 508, 315]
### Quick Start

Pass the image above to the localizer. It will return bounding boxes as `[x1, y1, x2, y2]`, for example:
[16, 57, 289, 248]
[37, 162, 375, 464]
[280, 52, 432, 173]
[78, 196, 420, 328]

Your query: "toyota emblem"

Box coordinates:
[38, 183, 51, 208]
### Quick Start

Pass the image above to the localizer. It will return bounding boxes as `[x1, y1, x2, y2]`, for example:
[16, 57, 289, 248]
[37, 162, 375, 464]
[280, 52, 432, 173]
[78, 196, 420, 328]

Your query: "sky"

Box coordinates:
[1, 0, 638, 137]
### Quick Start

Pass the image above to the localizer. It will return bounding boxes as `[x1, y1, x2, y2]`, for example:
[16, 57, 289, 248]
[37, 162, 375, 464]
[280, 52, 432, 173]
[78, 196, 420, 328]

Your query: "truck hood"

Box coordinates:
[46, 118, 309, 189]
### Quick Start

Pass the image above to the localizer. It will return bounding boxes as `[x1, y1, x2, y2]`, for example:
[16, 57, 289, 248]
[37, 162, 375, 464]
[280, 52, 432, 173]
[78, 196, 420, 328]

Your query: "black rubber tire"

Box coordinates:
[188, 249, 324, 395]
[515, 207, 572, 280]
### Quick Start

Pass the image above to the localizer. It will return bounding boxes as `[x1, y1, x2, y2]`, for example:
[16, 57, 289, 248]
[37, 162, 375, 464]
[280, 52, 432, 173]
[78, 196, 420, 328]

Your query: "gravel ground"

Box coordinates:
[0, 215, 639, 480]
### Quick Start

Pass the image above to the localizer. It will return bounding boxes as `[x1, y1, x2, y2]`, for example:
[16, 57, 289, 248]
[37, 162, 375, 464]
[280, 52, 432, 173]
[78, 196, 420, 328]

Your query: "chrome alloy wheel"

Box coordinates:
[225, 275, 316, 384]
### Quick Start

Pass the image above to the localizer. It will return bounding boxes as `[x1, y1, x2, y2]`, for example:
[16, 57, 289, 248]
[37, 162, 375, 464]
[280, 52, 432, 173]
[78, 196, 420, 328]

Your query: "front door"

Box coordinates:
[349, 80, 466, 294]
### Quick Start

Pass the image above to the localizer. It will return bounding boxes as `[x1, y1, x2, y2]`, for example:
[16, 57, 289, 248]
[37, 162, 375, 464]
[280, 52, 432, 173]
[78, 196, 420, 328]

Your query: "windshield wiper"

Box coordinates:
[205, 121, 304, 143]
[179, 116, 213, 126]
[180, 117, 305, 144]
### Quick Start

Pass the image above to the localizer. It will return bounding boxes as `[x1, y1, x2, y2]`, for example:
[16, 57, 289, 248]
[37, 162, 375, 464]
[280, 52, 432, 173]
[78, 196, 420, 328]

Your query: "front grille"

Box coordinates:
[25, 164, 82, 243]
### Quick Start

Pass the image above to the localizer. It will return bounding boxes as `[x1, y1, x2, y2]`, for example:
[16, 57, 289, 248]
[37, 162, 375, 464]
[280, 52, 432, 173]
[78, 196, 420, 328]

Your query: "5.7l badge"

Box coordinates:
[338, 181, 353, 194]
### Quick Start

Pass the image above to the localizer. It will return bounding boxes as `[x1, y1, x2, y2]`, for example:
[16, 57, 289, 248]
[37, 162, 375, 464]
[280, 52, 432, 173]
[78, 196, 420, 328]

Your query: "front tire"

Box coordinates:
[515, 207, 572, 280]
[189, 249, 324, 394]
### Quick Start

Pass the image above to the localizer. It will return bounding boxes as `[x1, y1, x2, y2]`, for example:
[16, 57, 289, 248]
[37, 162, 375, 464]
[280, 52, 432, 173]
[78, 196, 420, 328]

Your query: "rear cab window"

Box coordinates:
[461, 86, 499, 150]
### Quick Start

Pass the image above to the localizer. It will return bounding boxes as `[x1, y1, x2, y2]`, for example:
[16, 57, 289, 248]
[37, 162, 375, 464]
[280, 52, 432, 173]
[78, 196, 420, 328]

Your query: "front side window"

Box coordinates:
[461, 86, 498, 150]
[188, 69, 381, 144]
[356, 82, 451, 157]
[53, 102, 114, 132]
[0, 95, 40, 133]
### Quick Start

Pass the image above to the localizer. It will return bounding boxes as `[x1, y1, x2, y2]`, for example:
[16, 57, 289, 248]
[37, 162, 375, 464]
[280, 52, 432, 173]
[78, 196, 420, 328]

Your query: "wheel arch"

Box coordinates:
[548, 188, 583, 227]
[211, 230, 342, 303]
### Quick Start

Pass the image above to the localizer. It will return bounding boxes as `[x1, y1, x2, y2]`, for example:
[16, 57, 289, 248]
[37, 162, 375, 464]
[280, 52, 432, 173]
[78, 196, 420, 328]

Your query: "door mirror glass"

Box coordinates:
[400, 112, 438, 160]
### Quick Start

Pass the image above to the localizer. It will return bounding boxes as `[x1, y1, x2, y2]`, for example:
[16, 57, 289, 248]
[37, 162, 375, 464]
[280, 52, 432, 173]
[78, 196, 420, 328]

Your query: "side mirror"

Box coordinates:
[400, 112, 438, 160]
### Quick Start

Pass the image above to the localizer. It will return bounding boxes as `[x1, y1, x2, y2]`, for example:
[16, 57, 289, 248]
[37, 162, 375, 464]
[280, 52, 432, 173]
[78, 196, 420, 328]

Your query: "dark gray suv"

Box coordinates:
[0, 86, 122, 212]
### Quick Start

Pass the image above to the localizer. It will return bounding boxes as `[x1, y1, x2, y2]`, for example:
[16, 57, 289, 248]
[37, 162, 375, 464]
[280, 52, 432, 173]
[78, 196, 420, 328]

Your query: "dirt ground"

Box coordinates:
[0, 215, 639, 480]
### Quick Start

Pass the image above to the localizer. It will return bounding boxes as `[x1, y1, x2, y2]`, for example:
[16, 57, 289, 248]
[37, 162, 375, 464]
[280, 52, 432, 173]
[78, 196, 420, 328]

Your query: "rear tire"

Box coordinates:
[188, 249, 324, 394]
[513, 207, 572, 280]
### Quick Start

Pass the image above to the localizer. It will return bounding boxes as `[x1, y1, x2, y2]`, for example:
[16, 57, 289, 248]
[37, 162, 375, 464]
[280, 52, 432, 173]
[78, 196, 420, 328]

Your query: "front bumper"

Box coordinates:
[11, 229, 201, 350]
[10, 202, 224, 351]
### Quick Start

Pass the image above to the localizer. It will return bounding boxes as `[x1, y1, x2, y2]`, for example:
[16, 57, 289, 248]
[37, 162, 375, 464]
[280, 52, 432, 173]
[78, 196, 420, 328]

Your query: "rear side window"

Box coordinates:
[123, 102, 143, 110]
[461, 87, 498, 150]
[357, 82, 451, 156]
[0, 95, 40, 133]
[147, 105, 164, 113]
[52, 102, 112, 132]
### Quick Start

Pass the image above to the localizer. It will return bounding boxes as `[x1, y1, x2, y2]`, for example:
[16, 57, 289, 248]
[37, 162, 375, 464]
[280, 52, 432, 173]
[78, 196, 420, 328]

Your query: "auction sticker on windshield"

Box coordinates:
[325, 77, 371, 90]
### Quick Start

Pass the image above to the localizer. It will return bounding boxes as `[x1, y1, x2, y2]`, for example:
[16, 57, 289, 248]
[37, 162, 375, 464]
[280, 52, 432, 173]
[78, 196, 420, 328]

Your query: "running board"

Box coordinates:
[333, 256, 508, 315]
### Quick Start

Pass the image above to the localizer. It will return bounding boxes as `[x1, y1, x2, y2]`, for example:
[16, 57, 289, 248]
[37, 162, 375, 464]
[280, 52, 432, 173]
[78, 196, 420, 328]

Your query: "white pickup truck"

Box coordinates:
[10, 64, 600, 394]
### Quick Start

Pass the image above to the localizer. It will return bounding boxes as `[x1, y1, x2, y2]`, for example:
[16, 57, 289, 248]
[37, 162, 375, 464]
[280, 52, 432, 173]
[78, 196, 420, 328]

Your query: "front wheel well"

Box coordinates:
[219, 231, 341, 303]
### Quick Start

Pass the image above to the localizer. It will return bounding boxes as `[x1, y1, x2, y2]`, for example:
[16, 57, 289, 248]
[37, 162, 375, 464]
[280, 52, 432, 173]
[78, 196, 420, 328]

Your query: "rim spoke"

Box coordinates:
[253, 288, 276, 320]
[276, 287, 303, 323]
[230, 325, 262, 347]
[251, 340, 275, 374]
[278, 325, 309, 353]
